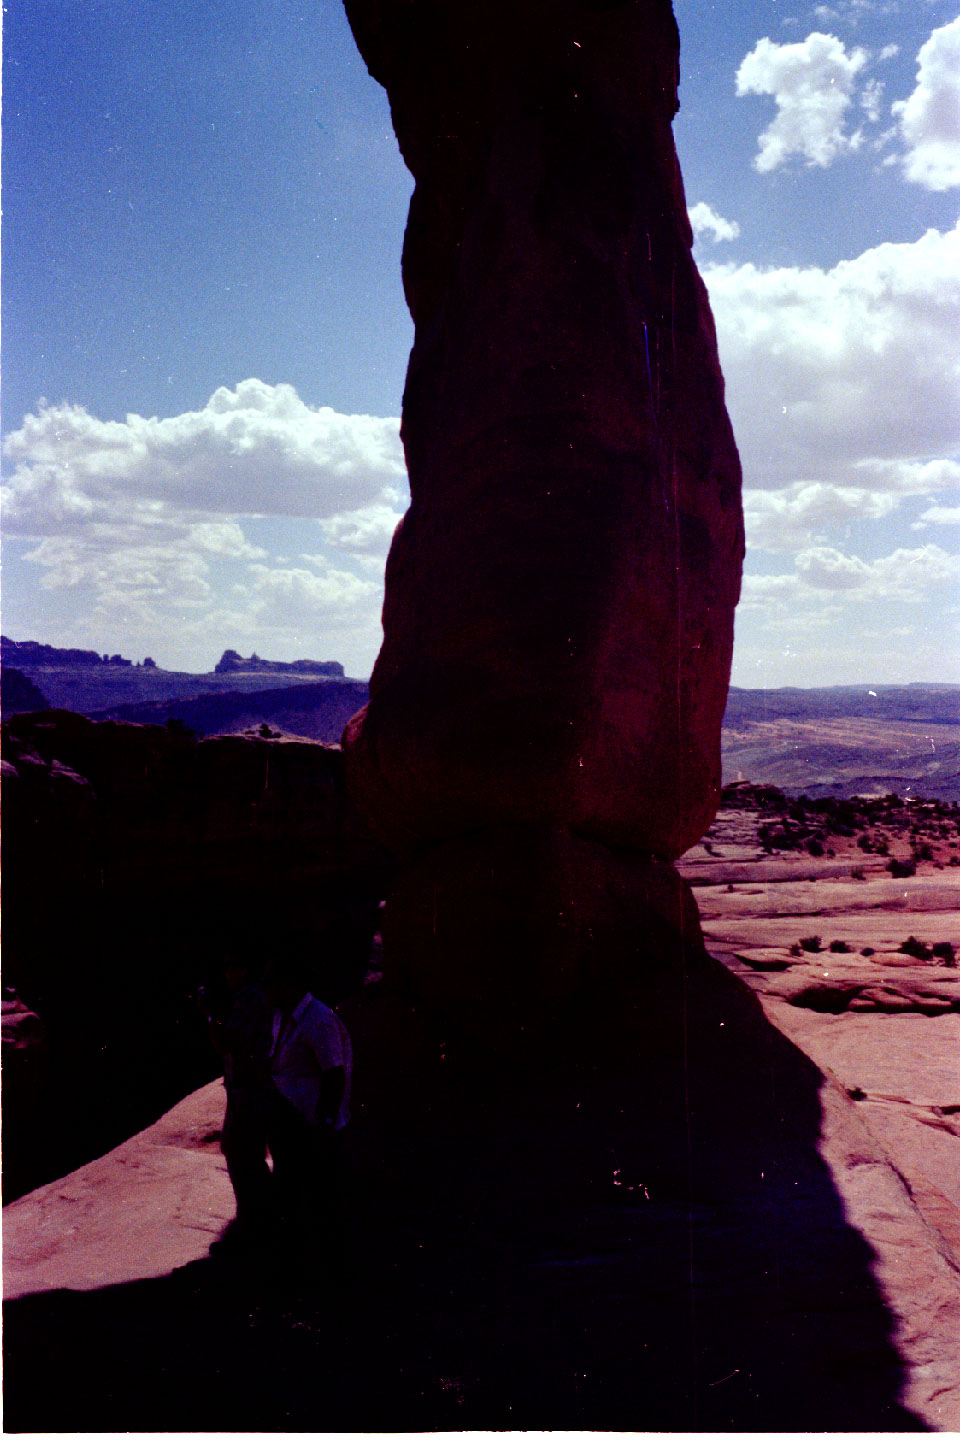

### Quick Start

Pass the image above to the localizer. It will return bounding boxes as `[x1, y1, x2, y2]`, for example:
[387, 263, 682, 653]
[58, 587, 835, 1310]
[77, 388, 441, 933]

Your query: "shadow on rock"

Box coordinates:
[4, 951, 927, 1433]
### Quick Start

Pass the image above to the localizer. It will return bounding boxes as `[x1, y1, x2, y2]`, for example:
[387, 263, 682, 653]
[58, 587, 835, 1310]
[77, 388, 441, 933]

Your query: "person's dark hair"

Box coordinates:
[263, 956, 312, 994]
[220, 929, 261, 976]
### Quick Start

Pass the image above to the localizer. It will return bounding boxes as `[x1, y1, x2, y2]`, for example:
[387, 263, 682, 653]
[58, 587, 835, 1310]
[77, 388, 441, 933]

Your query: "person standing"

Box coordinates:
[264, 963, 353, 1262]
[204, 954, 273, 1247]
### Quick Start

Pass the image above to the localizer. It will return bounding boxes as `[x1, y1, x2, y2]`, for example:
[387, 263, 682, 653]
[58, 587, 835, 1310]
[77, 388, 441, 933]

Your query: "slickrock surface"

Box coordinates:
[343, 0, 743, 860]
[678, 798, 960, 1428]
[4, 942, 957, 1431]
[3, 1082, 233, 1298]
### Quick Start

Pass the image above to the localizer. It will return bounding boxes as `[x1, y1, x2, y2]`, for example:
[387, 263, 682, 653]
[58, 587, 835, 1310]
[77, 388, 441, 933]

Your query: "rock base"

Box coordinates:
[5, 943, 940, 1431]
[381, 826, 703, 1050]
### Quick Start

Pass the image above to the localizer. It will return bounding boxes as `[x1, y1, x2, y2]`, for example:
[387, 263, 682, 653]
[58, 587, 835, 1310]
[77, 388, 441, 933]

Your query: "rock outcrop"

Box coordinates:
[1, 668, 51, 715]
[214, 649, 345, 678]
[1, 636, 111, 668]
[343, 0, 743, 866]
[341, 0, 742, 1047]
[1, 711, 392, 1198]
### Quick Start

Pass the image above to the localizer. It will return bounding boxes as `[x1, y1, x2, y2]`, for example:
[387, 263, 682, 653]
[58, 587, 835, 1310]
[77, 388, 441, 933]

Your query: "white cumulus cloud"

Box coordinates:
[736, 32, 868, 172]
[860, 77, 885, 123]
[688, 202, 741, 244]
[318, 501, 404, 556]
[2, 378, 405, 534]
[794, 542, 960, 599]
[739, 543, 960, 622]
[812, 3, 900, 24]
[703, 220, 960, 493]
[891, 17, 960, 190]
[744, 482, 901, 550]
[919, 503, 960, 524]
[1, 380, 409, 675]
[245, 562, 379, 619]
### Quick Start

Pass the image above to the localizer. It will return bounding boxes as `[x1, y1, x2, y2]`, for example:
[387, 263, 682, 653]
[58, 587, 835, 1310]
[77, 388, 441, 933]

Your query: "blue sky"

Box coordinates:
[3, 0, 959, 684]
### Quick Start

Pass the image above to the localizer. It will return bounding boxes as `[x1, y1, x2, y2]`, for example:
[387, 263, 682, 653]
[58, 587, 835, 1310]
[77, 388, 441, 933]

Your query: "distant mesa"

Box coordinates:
[214, 648, 345, 678]
[1, 636, 135, 668]
[0, 634, 361, 741]
[1, 636, 345, 680]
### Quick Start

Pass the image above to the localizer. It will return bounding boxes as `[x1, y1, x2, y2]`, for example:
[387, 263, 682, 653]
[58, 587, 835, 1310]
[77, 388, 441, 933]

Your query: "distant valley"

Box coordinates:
[2, 637, 958, 799]
[722, 684, 960, 802]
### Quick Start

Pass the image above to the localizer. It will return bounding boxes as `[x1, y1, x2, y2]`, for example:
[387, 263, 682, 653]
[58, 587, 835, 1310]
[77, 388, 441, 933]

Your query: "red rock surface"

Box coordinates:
[5, 960, 957, 1431]
[678, 796, 960, 1428]
[382, 825, 703, 1048]
[3, 1082, 233, 1297]
[342, 0, 743, 861]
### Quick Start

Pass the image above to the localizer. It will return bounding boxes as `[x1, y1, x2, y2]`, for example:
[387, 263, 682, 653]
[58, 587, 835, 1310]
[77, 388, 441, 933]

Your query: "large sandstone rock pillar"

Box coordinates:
[342, 0, 743, 1037]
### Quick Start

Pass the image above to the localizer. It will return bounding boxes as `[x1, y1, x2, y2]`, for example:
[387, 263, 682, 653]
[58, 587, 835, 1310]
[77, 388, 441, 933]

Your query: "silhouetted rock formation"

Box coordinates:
[1, 636, 359, 721]
[214, 648, 345, 678]
[2, 636, 109, 667]
[1, 711, 393, 1198]
[314, 15, 934, 1425]
[341, 0, 743, 1057]
[1, 667, 50, 716]
[343, 0, 743, 865]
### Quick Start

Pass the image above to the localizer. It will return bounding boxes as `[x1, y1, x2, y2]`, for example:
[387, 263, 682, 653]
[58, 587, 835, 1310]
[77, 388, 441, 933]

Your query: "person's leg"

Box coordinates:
[310, 1127, 347, 1280]
[266, 1088, 317, 1238]
[221, 1094, 272, 1226]
[266, 1093, 346, 1277]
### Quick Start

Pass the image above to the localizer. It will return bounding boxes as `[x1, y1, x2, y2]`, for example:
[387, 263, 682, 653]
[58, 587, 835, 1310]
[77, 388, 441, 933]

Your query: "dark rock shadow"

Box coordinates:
[4, 954, 927, 1433]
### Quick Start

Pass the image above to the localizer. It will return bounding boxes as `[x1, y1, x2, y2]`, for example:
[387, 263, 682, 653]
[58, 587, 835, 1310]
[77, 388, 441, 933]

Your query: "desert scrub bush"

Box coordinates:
[851, 866, 866, 880]
[806, 837, 825, 857]
[898, 935, 932, 960]
[829, 940, 852, 953]
[861, 947, 875, 956]
[888, 857, 916, 878]
[758, 824, 802, 851]
[932, 941, 957, 966]
[799, 935, 822, 953]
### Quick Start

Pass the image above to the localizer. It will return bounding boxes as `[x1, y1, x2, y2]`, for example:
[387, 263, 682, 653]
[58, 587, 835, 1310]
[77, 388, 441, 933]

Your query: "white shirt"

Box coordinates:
[270, 993, 353, 1131]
